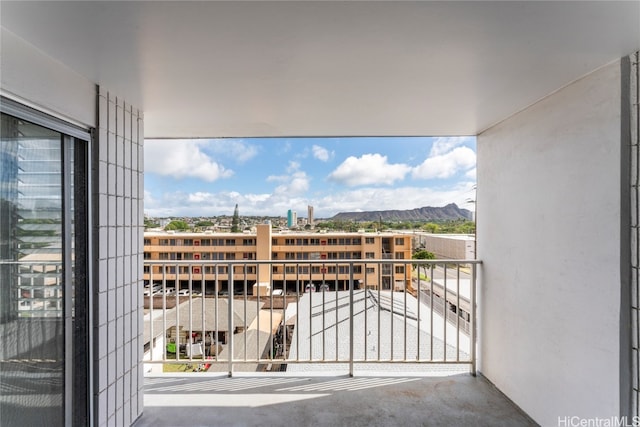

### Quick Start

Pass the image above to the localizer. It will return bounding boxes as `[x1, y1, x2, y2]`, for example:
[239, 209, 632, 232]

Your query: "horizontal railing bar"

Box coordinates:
[143, 359, 472, 365]
[144, 259, 482, 265]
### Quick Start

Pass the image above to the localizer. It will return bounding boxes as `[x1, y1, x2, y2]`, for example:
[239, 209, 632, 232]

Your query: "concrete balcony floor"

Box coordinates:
[134, 373, 536, 426]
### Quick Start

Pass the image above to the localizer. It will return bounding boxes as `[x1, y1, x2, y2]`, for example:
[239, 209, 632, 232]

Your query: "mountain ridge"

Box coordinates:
[330, 203, 472, 222]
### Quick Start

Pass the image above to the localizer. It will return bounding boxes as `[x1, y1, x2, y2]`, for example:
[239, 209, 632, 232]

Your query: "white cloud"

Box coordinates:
[287, 161, 301, 173]
[328, 153, 411, 186]
[145, 139, 233, 182]
[144, 180, 477, 219]
[207, 139, 258, 163]
[312, 144, 332, 162]
[412, 146, 476, 180]
[273, 171, 310, 196]
[429, 136, 473, 156]
[266, 162, 310, 196]
[465, 168, 477, 180]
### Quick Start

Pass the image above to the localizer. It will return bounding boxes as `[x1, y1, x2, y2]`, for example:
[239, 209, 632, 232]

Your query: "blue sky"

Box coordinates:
[143, 136, 476, 219]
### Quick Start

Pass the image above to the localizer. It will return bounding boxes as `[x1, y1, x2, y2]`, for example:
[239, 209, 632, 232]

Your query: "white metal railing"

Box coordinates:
[143, 259, 480, 376]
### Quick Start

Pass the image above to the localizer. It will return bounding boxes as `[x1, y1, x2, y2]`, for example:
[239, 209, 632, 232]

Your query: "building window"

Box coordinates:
[144, 238, 151, 245]
[243, 238, 255, 246]
[395, 253, 405, 259]
[395, 238, 404, 245]
[144, 252, 151, 260]
[285, 266, 295, 274]
[365, 252, 375, 259]
[366, 267, 375, 274]
[225, 239, 236, 246]
[395, 266, 405, 274]
[365, 237, 375, 244]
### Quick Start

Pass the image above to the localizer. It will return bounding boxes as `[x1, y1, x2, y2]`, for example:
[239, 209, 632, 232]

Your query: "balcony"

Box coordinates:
[136, 259, 535, 425]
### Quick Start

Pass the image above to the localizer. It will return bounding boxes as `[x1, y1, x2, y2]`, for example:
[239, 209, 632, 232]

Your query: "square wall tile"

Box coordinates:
[108, 132, 116, 165]
[97, 322, 108, 359]
[108, 257, 116, 290]
[108, 163, 116, 196]
[108, 99, 116, 134]
[98, 356, 108, 392]
[99, 227, 108, 260]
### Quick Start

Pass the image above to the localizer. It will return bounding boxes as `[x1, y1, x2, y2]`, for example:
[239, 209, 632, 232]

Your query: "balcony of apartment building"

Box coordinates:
[137, 258, 525, 426]
[1, 2, 639, 427]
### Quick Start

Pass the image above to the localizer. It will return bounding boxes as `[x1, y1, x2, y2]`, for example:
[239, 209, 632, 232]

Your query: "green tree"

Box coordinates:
[196, 220, 214, 227]
[164, 220, 189, 231]
[412, 249, 436, 272]
[413, 249, 435, 260]
[423, 223, 440, 233]
[231, 204, 240, 233]
[144, 218, 160, 229]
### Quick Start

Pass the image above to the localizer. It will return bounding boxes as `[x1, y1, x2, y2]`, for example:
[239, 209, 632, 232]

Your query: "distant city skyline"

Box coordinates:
[144, 136, 476, 218]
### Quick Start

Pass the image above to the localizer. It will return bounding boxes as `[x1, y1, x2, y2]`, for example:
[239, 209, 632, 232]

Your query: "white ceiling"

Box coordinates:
[1, 1, 639, 138]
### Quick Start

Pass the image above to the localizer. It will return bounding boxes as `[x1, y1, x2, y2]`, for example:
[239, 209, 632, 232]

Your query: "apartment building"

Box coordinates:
[143, 224, 412, 294]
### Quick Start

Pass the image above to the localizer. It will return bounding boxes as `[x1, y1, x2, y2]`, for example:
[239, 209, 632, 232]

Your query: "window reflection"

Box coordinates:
[1, 113, 65, 426]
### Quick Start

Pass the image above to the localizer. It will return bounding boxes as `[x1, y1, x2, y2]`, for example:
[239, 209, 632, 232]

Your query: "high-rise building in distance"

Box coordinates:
[308, 205, 314, 226]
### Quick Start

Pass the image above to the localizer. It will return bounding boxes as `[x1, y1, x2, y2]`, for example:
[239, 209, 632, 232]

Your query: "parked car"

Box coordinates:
[154, 288, 175, 296]
[177, 289, 202, 296]
[305, 283, 316, 293]
[318, 283, 330, 292]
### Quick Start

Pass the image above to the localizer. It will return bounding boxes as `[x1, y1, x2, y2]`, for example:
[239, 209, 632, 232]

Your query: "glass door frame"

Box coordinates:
[0, 96, 93, 425]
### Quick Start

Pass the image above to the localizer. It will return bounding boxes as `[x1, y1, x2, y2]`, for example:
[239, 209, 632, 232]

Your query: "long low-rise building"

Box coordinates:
[407, 232, 475, 260]
[144, 224, 413, 295]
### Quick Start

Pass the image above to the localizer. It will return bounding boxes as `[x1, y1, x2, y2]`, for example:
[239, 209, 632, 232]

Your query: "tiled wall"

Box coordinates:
[95, 87, 144, 427]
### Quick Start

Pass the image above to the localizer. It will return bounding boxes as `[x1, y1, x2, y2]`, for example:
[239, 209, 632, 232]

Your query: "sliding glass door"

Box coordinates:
[0, 100, 90, 426]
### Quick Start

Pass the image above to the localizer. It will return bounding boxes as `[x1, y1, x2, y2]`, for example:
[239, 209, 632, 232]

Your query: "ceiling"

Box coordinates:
[1, 1, 639, 138]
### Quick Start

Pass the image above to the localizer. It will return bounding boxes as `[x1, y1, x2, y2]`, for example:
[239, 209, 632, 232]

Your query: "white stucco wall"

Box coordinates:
[1, 28, 144, 426]
[477, 61, 622, 425]
[0, 28, 95, 127]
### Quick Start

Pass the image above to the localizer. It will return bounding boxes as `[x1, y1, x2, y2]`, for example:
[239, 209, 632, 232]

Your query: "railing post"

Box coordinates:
[228, 264, 233, 377]
[471, 262, 477, 377]
[349, 263, 354, 377]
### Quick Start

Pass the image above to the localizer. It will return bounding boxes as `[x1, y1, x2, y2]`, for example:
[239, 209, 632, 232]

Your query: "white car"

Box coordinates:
[178, 289, 202, 296]
[153, 288, 175, 296]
